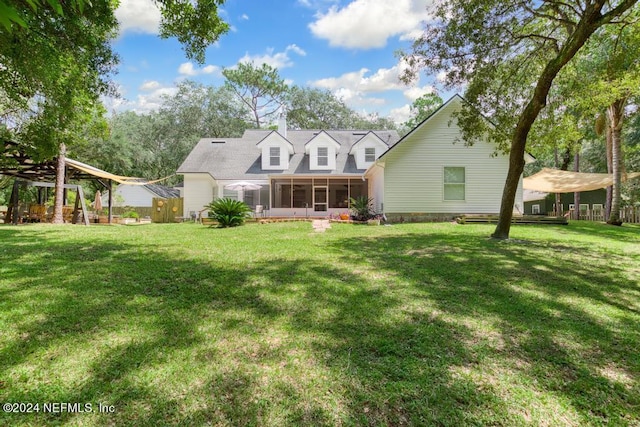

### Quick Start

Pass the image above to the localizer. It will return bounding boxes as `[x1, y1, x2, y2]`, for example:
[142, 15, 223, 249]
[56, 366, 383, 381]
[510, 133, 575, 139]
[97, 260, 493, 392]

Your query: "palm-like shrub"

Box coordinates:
[349, 196, 375, 221]
[206, 198, 252, 227]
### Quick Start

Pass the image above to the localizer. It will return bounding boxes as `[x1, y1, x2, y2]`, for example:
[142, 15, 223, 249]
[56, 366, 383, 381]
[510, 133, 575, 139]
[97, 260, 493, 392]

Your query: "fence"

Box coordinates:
[549, 206, 639, 224]
[621, 206, 640, 223]
[151, 197, 183, 223]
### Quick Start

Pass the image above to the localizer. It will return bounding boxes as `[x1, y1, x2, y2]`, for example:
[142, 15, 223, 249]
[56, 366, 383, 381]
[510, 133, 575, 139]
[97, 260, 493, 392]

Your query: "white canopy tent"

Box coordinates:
[523, 168, 640, 193]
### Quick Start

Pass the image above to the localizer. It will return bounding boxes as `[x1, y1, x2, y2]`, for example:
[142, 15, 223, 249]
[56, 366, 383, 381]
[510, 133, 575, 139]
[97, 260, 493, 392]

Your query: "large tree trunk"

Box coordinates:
[607, 98, 626, 225]
[51, 143, 66, 224]
[605, 122, 613, 221]
[574, 151, 581, 220]
[491, 1, 620, 239]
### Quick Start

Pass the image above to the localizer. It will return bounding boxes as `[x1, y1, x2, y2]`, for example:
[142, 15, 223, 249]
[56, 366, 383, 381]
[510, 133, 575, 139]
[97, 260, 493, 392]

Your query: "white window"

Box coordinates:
[444, 167, 465, 201]
[317, 147, 328, 166]
[269, 147, 280, 166]
[364, 147, 376, 162]
[532, 204, 540, 214]
[592, 204, 603, 214]
[579, 204, 589, 213]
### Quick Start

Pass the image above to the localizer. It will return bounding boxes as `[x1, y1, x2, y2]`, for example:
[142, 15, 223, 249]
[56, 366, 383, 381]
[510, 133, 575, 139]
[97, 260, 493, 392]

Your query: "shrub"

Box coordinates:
[206, 198, 252, 227]
[349, 196, 375, 221]
[122, 211, 139, 219]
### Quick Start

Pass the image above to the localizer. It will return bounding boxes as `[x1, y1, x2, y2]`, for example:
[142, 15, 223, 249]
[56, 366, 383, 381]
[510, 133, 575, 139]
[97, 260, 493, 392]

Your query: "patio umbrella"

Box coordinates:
[94, 190, 102, 212]
[224, 181, 262, 204]
[224, 181, 262, 191]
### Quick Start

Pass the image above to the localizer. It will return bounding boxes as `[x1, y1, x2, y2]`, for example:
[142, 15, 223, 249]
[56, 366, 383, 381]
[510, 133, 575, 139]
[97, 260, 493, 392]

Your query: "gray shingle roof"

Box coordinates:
[177, 129, 400, 180]
[145, 184, 180, 199]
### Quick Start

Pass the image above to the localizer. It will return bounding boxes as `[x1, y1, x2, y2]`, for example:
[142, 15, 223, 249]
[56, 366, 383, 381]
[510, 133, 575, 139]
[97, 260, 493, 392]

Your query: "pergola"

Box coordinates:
[1, 140, 151, 225]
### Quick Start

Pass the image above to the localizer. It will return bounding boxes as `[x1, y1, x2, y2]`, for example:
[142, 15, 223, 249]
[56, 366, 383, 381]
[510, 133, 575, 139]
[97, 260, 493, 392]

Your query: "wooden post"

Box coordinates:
[9, 179, 19, 224]
[108, 180, 113, 224]
[76, 185, 90, 226]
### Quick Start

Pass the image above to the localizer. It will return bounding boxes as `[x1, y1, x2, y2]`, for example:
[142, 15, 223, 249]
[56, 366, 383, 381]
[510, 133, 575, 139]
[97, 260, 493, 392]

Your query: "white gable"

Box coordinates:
[256, 131, 294, 170]
[349, 132, 389, 170]
[304, 131, 341, 170]
[374, 94, 524, 215]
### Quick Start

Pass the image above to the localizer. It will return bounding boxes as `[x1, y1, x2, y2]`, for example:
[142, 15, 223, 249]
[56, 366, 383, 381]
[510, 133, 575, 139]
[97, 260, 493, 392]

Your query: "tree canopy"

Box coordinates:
[222, 63, 289, 129]
[404, 0, 639, 238]
[0, 0, 229, 161]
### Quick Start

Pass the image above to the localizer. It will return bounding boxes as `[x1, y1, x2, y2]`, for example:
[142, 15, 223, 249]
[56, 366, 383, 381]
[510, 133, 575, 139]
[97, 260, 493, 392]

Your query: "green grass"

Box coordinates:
[0, 221, 638, 426]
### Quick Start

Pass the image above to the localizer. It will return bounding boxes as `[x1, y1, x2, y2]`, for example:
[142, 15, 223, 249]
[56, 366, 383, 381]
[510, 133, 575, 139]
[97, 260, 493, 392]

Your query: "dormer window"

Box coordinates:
[317, 147, 329, 166]
[365, 147, 376, 162]
[349, 131, 389, 170]
[305, 131, 340, 170]
[257, 131, 294, 170]
[270, 147, 280, 166]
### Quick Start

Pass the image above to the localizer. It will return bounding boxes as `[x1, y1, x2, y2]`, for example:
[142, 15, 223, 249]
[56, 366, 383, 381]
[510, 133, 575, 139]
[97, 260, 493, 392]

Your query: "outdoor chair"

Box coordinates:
[62, 206, 74, 223]
[28, 204, 48, 222]
[254, 205, 264, 218]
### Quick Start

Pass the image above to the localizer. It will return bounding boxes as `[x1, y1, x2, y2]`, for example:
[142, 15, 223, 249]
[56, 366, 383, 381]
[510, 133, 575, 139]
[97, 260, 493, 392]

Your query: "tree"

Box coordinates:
[583, 25, 640, 224]
[1, 0, 230, 222]
[286, 86, 357, 129]
[222, 63, 289, 128]
[404, 0, 639, 239]
[76, 82, 250, 184]
[402, 93, 443, 130]
[529, 20, 640, 223]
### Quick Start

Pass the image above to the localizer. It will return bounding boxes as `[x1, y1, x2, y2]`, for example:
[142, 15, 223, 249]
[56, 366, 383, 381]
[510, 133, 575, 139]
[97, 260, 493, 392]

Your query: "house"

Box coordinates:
[523, 188, 606, 217]
[364, 95, 528, 221]
[178, 94, 528, 221]
[177, 124, 400, 217]
[103, 183, 180, 208]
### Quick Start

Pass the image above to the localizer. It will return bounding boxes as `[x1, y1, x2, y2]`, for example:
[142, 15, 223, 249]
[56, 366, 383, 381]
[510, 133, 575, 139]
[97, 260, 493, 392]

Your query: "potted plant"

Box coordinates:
[349, 196, 375, 223]
[118, 211, 139, 224]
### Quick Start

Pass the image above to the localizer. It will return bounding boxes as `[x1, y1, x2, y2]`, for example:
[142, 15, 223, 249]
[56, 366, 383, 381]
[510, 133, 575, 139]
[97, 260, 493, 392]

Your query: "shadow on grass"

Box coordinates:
[329, 228, 640, 424]
[0, 224, 638, 426]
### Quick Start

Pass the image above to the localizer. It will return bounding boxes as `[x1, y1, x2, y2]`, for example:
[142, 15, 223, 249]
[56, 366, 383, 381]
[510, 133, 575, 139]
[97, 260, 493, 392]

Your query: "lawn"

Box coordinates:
[0, 221, 638, 426]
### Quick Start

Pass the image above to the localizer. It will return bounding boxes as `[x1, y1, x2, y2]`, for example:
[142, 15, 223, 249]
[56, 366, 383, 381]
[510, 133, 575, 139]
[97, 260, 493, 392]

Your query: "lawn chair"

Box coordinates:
[28, 204, 48, 222]
[62, 206, 74, 223]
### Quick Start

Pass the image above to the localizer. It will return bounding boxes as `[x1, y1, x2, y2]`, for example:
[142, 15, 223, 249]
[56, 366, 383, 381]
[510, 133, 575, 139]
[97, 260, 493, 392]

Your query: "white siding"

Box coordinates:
[367, 164, 385, 213]
[183, 173, 216, 215]
[383, 98, 523, 215]
[109, 185, 155, 207]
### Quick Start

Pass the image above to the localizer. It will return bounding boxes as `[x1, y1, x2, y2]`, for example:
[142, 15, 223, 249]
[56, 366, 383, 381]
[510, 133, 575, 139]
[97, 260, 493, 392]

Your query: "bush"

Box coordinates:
[206, 198, 252, 227]
[122, 211, 139, 219]
[349, 196, 375, 221]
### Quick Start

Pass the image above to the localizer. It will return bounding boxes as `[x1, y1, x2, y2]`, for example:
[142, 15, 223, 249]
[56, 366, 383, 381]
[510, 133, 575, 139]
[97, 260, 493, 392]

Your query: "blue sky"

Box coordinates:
[108, 0, 451, 124]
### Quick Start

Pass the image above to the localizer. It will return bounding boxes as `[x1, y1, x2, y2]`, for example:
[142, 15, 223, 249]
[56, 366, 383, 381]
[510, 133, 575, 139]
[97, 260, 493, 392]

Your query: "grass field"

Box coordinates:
[0, 221, 638, 426]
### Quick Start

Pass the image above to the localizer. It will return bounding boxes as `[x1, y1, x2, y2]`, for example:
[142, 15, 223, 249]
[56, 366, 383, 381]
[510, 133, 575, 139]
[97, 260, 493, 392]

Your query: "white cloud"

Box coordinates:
[178, 62, 221, 77]
[239, 44, 307, 69]
[403, 85, 436, 101]
[115, 0, 162, 35]
[240, 13, 249, 20]
[105, 84, 178, 114]
[139, 80, 161, 91]
[134, 86, 179, 113]
[312, 64, 406, 94]
[389, 104, 412, 124]
[309, 0, 432, 49]
[311, 63, 416, 111]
